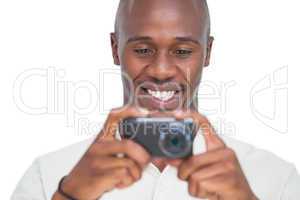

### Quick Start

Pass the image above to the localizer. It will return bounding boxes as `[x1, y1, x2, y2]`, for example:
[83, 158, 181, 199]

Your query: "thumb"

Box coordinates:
[197, 116, 226, 151]
[99, 106, 150, 141]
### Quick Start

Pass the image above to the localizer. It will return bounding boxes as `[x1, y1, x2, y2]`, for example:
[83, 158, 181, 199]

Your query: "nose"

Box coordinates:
[145, 51, 177, 82]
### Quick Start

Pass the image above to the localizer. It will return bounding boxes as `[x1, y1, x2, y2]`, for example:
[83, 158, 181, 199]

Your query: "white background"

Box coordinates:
[0, 0, 298, 199]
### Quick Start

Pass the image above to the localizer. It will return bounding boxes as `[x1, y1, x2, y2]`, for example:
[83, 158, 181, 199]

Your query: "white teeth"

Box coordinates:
[147, 89, 176, 101]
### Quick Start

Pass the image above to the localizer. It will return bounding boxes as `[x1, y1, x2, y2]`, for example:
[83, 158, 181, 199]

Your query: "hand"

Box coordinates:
[168, 110, 258, 200]
[57, 106, 151, 200]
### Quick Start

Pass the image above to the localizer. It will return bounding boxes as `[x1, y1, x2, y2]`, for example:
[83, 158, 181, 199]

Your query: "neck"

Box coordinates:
[151, 158, 168, 172]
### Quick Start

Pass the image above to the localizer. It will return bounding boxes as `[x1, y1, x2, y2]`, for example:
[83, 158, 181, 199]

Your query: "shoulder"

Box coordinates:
[221, 135, 295, 172]
[37, 136, 96, 170]
[35, 136, 97, 199]
[222, 136, 299, 199]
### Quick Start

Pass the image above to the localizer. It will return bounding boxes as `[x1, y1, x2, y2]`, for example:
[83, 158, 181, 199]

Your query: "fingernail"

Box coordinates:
[139, 108, 149, 115]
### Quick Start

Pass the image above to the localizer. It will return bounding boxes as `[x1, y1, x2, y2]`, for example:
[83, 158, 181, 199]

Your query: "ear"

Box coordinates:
[110, 32, 120, 65]
[204, 36, 214, 67]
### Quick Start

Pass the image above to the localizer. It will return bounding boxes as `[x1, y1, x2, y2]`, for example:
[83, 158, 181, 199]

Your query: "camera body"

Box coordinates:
[119, 117, 196, 159]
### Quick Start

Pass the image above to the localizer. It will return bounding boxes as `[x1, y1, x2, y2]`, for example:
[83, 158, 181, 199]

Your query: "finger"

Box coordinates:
[98, 167, 133, 192]
[93, 156, 142, 180]
[115, 168, 135, 189]
[208, 195, 220, 200]
[188, 162, 229, 181]
[195, 175, 228, 195]
[195, 185, 208, 199]
[96, 140, 151, 168]
[192, 182, 216, 199]
[188, 178, 219, 199]
[191, 111, 225, 151]
[98, 106, 149, 140]
[173, 110, 226, 151]
[196, 189, 219, 200]
[188, 176, 197, 197]
[178, 148, 228, 180]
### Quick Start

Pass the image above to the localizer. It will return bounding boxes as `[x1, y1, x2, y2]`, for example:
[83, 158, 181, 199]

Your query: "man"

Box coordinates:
[11, 0, 300, 200]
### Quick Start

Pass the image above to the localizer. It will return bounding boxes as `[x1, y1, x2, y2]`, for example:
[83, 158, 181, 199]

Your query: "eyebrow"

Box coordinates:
[126, 36, 152, 44]
[175, 37, 201, 45]
[126, 36, 201, 45]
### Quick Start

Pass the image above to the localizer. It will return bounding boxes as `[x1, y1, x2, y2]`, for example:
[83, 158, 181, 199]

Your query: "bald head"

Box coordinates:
[114, 0, 211, 42]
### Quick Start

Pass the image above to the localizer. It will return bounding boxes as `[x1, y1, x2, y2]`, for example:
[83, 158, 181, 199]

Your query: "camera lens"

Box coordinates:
[158, 122, 192, 158]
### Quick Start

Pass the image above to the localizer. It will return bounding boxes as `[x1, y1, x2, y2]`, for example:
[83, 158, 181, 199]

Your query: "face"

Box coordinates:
[111, 0, 213, 112]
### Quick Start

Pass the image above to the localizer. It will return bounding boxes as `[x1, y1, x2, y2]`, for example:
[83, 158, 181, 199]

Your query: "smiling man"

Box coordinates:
[11, 0, 300, 200]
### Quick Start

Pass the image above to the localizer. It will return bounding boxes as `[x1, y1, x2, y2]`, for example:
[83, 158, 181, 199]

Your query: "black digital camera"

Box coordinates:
[119, 117, 196, 159]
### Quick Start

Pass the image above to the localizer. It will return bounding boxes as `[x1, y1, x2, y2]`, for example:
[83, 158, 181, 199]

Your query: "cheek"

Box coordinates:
[120, 49, 149, 79]
[177, 57, 205, 86]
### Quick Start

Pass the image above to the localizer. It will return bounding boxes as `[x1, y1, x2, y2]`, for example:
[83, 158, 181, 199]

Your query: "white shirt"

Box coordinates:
[11, 131, 300, 200]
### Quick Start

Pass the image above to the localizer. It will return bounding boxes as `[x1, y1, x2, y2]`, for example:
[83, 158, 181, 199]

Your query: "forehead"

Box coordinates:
[117, 0, 208, 43]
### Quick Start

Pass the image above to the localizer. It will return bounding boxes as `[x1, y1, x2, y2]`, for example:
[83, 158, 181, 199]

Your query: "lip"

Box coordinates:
[136, 82, 185, 110]
[142, 88, 179, 103]
[139, 81, 183, 93]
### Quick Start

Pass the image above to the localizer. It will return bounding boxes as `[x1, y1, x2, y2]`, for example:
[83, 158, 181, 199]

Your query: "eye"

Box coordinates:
[174, 49, 193, 57]
[133, 48, 154, 56]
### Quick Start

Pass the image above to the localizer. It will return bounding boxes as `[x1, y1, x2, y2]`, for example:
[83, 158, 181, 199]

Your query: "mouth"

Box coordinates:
[137, 82, 184, 110]
[142, 88, 179, 102]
